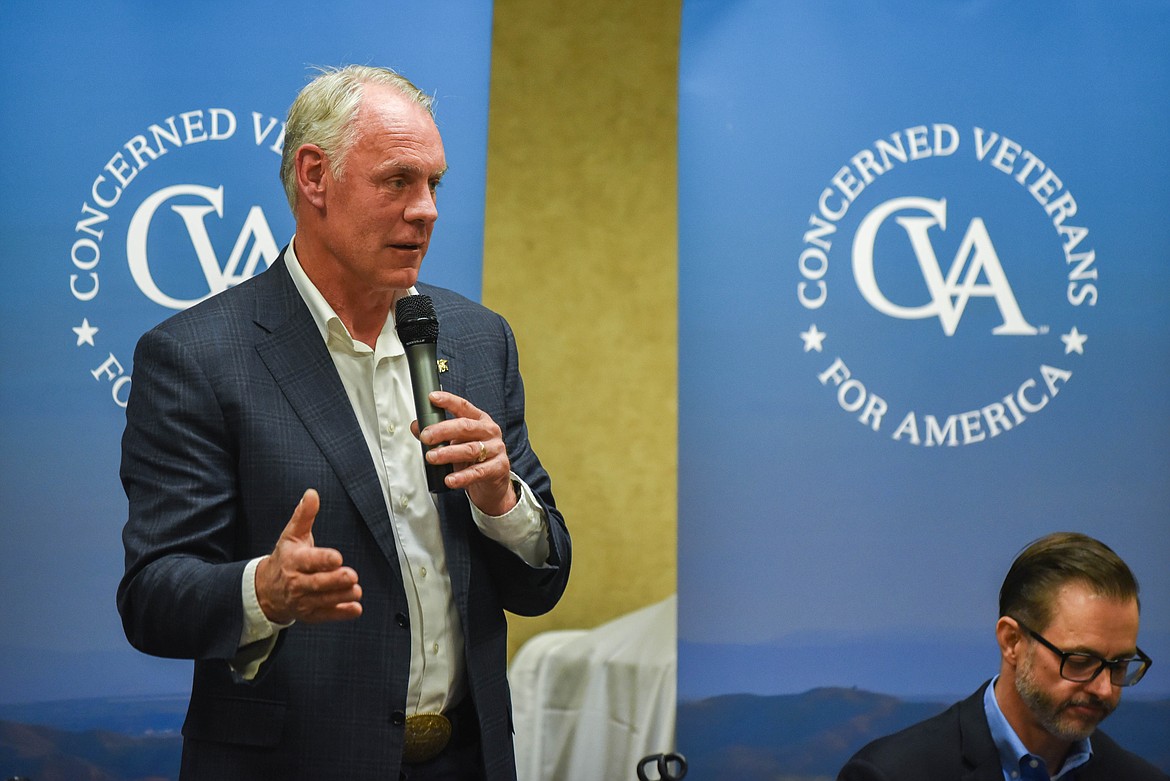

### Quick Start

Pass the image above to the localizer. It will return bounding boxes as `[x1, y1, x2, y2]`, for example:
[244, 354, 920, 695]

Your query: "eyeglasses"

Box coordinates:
[1014, 619, 1152, 687]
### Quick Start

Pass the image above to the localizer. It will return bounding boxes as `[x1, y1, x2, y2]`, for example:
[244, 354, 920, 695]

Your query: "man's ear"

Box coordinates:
[295, 144, 328, 210]
[997, 616, 1026, 668]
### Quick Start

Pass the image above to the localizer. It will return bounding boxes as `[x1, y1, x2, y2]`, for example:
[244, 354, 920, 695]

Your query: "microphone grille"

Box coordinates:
[395, 294, 440, 345]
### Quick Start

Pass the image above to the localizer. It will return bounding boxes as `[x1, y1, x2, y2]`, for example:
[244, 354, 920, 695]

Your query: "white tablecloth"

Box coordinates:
[509, 595, 678, 781]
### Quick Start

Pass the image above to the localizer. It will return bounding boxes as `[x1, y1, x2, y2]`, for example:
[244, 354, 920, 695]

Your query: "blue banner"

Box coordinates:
[0, 0, 493, 748]
[677, 1, 1170, 776]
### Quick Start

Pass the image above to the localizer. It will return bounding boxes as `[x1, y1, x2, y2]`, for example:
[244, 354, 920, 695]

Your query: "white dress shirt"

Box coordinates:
[235, 239, 550, 716]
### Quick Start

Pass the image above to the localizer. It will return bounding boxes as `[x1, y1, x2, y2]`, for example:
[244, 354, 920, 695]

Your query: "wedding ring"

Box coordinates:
[475, 442, 488, 463]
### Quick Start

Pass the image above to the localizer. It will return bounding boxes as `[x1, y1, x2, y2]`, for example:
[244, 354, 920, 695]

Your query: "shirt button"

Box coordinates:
[387, 423, 396, 435]
[432, 642, 439, 654]
[419, 566, 427, 578]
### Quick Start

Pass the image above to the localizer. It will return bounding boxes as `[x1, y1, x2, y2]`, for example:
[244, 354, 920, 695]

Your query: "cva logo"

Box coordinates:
[66, 106, 290, 407]
[127, 184, 279, 310]
[852, 196, 1036, 337]
[796, 123, 1096, 447]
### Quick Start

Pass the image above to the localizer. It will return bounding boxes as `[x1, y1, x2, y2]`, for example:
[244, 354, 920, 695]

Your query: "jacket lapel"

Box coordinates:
[250, 255, 402, 570]
[426, 290, 471, 612]
[960, 682, 1013, 781]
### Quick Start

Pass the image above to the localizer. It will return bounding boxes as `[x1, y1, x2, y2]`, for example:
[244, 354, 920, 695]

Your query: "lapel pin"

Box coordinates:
[437, 358, 449, 373]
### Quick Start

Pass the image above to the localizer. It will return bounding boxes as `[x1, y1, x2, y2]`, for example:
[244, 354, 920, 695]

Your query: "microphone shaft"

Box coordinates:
[403, 340, 452, 492]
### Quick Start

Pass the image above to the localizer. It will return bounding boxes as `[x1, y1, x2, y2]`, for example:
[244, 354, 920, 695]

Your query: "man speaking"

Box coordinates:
[118, 65, 571, 781]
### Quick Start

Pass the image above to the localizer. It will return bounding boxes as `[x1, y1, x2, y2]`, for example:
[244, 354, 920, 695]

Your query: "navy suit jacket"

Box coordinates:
[117, 253, 570, 780]
[838, 682, 1167, 781]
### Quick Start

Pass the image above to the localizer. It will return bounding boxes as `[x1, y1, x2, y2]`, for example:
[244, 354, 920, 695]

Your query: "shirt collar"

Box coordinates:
[283, 237, 415, 358]
[984, 676, 1093, 780]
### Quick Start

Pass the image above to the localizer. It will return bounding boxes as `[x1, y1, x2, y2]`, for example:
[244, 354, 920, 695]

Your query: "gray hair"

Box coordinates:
[279, 65, 434, 211]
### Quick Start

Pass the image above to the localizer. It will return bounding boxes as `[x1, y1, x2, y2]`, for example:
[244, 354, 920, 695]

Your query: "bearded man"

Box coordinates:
[837, 532, 1165, 781]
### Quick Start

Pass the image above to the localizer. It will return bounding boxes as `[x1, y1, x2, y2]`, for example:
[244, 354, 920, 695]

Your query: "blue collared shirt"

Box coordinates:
[984, 676, 1092, 780]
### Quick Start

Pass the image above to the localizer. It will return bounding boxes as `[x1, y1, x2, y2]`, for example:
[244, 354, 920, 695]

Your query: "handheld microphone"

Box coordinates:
[394, 294, 453, 493]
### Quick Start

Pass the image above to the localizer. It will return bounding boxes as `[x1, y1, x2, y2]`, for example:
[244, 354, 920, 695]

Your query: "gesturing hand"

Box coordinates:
[254, 489, 363, 625]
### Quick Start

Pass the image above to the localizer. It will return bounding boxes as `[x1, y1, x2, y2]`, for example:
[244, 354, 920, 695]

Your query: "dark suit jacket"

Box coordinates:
[117, 253, 571, 780]
[838, 681, 1167, 780]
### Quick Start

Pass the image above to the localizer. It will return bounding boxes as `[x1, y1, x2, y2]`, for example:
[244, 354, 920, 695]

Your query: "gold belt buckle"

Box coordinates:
[403, 712, 453, 763]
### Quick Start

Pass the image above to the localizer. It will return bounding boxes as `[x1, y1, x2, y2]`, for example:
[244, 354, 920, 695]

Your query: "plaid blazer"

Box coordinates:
[118, 251, 570, 780]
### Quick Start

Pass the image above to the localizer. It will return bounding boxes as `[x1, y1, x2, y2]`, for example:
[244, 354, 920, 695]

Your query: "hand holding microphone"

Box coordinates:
[396, 294, 517, 513]
[395, 294, 454, 493]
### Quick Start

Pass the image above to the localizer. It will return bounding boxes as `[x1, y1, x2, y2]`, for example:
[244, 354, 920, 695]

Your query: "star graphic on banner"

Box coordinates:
[1061, 326, 1088, 355]
[73, 318, 99, 347]
[800, 324, 827, 353]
